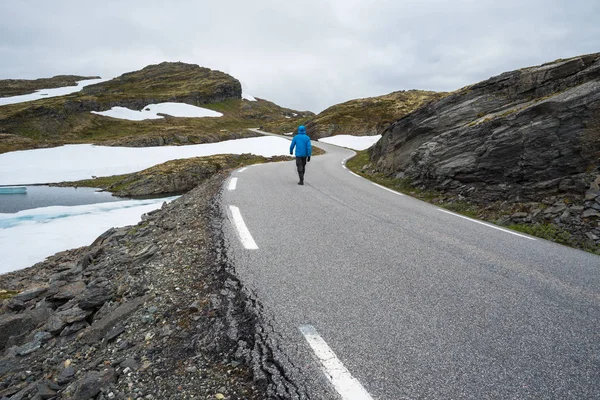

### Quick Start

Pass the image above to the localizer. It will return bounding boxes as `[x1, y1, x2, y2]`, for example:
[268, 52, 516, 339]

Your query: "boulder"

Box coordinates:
[0, 314, 36, 350]
[13, 287, 47, 303]
[69, 368, 116, 400]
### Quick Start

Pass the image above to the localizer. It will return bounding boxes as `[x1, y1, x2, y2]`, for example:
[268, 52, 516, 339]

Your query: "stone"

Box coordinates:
[104, 325, 125, 342]
[82, 296, 148, 344]
[60, 321, 89, 337]
[510, 212, 528, 219]
[119, 358, 138, 371]
[33, 331, 53, 343]
[16, 340, 41, 356]
[52, 281, 86, 301]
[46, 315, 67, 335]
[56, 307, 91, 324]
[582, 209, 600, 218]
[14, 287, 47, 303]
[35, 383, 56, 399]
[57, 366, 75, 385]
[189, 301, 201, 312]
[78, 286, 112, 309]
[585, 232, 599, 240]
[7, 299, 26, 311]
[72, 368, 116, 399]
[0, 314, 36, 350]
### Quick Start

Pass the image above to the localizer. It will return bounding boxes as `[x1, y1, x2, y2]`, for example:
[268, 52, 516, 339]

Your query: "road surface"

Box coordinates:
[221, 134, 600, 399]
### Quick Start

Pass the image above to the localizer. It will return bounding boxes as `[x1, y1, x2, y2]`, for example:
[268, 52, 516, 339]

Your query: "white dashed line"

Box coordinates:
[372, 182, 404, 196]
[299, 325, 374, 400]
[228, 177, 238, 191]
[438, 208, 536, 240]
[229, 206, 258, 249]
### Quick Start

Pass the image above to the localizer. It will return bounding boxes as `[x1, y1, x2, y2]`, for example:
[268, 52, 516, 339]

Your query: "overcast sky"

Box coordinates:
[1, 0, 598, 113]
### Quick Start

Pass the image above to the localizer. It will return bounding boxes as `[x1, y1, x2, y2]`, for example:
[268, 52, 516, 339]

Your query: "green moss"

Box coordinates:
[0, 289, 19, 300]
[346, 150, 600, 255]
[507, 223, 573, 245]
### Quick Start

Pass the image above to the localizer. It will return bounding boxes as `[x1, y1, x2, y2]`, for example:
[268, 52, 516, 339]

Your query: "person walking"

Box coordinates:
[289, 125, 312, 185]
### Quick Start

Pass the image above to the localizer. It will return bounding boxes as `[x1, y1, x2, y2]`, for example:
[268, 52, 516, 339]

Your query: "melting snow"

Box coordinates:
[242, 93, 257, 101]
[0, 198, 176, 273]
[0, 78, 108, 107]
[91, 102, 223, 120]
[319, 135, 382, 151]
[0, 136, 292, 185]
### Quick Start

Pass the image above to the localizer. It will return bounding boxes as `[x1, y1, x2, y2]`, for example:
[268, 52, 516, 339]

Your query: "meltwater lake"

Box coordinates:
[0, 185, 123, 213]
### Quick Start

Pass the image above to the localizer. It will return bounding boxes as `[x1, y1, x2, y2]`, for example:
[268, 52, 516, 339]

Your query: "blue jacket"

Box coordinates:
[290, 126, 312, 157]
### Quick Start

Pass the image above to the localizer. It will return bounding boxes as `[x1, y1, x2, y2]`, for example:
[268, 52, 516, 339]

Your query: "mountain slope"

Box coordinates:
[304, 90, 447, 139]
[0, 75, 100, 98]
[0, 63, 307, 153]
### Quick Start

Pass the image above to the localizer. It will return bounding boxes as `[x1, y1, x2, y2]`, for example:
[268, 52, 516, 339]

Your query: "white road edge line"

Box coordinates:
[372, 182, 404, 196]
[438, 209, 536, 240]
[349, 171, 360, 178]
[238, 167, 247, 172]
[228, 177, 238, 191]
[299, 325, 374, 400]
[229, 206, 258, 249]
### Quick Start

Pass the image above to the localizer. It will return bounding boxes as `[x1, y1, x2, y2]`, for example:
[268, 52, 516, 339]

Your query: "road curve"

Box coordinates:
[221, 132, 600, 399]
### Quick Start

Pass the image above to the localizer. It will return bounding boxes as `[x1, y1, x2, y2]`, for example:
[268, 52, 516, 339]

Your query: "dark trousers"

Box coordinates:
[296, 157, 307, 182]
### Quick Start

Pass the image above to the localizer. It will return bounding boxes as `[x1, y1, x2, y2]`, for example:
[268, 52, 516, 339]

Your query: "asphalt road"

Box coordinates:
[221, 134, 600, 399]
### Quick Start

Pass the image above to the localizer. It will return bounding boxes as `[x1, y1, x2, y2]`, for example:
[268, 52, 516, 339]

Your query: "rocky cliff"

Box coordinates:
[305, 90, 446, 139]
[371, 53, 600, 203]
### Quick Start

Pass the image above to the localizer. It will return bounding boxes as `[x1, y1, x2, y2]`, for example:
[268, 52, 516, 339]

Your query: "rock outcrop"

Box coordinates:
[305, 90, 447, 139]
[371, 53, 600, 204]
[80, 62, 242, 110]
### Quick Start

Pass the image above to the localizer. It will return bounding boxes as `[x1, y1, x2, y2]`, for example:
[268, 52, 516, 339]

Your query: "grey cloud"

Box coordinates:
[1, 0, 598, 112]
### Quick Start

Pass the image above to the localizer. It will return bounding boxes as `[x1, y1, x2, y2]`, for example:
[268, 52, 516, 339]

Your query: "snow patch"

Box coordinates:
[91, 102, 223, 121]
[0, 78, 108, 107]
[0, 136, 292, 185]
[318, 135, 382, 151]
[0, 197, 176, 274]
[242, 93, 257, 101]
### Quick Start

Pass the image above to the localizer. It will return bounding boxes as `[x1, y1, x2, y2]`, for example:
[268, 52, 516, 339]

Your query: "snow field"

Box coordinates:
[0, 78, 108, 106]
[0, 198, 176, 273]
[0, 136, 292, 185]
[91, 102, 223, 120]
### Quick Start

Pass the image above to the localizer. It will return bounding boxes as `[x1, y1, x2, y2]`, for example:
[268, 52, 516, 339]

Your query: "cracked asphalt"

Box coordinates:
[221, 136, 600, 399]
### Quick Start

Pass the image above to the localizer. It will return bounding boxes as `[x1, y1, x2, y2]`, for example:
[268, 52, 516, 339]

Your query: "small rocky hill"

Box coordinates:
[304, 90, 447, 139]
[368, 53, 600, 251]
[0, 63, 306, 153]
[81, 62, 240, 108]
[371, 53, 600, 203]
[0, 75, 100, 98]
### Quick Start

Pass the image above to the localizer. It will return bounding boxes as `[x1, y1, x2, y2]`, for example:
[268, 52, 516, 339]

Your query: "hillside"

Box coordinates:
[0, 75, 100, 98]
[302, 90, 447, 139]
[0, 63, 308, 153]
[365, 52, 600, 252]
